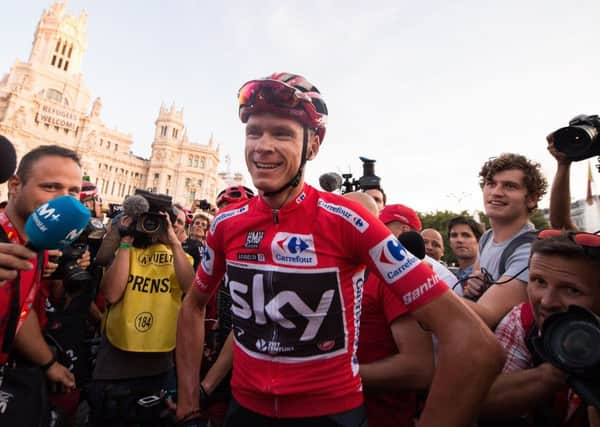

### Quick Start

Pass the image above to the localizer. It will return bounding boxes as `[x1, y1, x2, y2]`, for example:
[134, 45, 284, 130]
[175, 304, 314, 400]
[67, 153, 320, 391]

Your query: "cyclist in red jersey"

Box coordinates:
[175, 72, 505, 427]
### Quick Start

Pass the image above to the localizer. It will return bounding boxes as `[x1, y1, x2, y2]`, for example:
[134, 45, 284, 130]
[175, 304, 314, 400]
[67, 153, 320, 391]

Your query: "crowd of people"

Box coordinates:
[0, 71, 598, 427]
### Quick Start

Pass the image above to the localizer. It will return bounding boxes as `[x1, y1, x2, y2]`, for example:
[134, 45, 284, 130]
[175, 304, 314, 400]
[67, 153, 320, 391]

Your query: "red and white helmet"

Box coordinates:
[238, 72, 328, 143]
[216, 185, 255, 209]
[80, 180, 99, 203]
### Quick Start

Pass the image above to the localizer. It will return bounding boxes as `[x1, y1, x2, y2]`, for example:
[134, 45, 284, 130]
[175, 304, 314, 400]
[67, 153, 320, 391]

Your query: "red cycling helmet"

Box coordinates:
[238, 72, 328, 143]
[216, 185, 255, 209]
[80, 180, 98, 203]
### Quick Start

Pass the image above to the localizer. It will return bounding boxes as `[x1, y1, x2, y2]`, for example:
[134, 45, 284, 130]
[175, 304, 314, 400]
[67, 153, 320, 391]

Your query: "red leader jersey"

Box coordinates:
[0, 212, 45, 364]
[357, 273, 418, 427]
[194, 184, 448, 418]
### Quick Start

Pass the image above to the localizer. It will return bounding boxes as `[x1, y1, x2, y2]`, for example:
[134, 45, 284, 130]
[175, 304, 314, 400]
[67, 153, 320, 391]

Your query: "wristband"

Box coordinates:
[119, 242, 132, 249]
[41, 355, 56, 371]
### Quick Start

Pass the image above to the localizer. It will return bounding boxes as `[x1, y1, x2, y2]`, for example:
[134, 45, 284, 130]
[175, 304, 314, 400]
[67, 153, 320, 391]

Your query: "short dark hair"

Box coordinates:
[531, 233, 600, 275]
[16, 145, 81, 183]
[363, 187, 387, 205]
[478, 153, 547, 213]
[447, 216, 484, 241]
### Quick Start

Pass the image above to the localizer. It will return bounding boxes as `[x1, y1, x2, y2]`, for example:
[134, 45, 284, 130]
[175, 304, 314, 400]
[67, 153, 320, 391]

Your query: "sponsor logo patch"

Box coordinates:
[236, 252, 265, 262]
[271, 233, 317, 266]
[201, 244, 215, 275]
[402, 275, 440, 305]
[369, 236, 419, 283]
[244, 231, 264, 249]
[317, 199, 369, 233]
[226, 263, 345, 361]
[210, 205, 248, 234]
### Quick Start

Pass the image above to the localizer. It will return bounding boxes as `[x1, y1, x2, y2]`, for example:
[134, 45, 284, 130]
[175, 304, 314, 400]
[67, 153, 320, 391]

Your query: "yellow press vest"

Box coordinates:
[105, 243, 191, 352]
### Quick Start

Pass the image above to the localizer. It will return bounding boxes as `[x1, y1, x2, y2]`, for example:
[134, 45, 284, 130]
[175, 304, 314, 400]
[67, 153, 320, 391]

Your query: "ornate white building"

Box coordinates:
[0, 2, 221, 208]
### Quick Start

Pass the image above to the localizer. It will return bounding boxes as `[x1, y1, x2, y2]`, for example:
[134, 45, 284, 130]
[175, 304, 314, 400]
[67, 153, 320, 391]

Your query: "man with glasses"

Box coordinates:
[478, 230, 600, 426]
[175, 72, 504, 427]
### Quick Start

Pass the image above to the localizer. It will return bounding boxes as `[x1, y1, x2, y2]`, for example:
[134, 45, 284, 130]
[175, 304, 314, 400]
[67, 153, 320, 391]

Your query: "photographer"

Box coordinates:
[478, 230, 600, 426]
[90, 196, 194, 427]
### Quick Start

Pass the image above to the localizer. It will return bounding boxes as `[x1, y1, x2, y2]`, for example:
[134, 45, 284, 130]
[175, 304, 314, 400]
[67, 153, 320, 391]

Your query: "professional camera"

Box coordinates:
[134, 189, 178, 236]
[530, 305, 600, 410]
[49, 217, 105, 293]
[551, 114, 600, 162]
[106, 203, 123, 219]
[357, 156, 381, 190]
[321, 156, 382, 194]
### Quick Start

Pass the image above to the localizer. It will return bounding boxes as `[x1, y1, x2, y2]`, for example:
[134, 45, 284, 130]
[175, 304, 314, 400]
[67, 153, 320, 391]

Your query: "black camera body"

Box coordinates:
[49, 218, 105, 293]
[531, 305, 600, 410]
[552, 114, 600, 162]
[134, 189, 178, 236]
[340, 157, 382, 194]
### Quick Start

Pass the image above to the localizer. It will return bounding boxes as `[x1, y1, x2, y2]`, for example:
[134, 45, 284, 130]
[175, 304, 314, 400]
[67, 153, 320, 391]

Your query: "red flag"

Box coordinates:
[586, 160, 593, 205]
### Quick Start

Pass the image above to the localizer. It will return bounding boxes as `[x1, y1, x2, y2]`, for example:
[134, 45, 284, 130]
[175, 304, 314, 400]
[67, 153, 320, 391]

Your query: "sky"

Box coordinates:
[3, 0, 600, 214]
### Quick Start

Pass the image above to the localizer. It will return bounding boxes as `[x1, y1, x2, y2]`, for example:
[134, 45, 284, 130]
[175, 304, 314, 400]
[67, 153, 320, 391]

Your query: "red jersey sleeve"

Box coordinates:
[344, 201, 448, 311]
[378, 278, 409, 325]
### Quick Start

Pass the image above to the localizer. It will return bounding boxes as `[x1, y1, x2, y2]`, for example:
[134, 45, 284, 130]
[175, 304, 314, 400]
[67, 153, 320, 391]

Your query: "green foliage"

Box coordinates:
[476, 210, 549, 231]
[418, 210, 478, 266]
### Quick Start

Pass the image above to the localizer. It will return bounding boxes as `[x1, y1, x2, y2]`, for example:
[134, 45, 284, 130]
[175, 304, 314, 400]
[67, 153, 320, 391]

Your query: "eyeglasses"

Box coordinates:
[537, 229, 600, 258]
[238, 79, 322, 125]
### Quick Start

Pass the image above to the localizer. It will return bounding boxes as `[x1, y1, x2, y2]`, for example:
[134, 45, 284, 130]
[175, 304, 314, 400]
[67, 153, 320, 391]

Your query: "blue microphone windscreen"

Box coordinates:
[25, 195, 91, 249]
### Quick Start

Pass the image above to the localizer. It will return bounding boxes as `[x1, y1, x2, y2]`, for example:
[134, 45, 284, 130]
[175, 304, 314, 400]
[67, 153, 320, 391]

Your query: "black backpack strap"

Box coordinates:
[479, 229, 493, 253]
[498, 230, 537, 277]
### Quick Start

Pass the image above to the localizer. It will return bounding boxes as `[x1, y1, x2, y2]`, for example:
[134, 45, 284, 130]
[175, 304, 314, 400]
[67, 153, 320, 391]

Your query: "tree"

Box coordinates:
[418, 210, 476, 266]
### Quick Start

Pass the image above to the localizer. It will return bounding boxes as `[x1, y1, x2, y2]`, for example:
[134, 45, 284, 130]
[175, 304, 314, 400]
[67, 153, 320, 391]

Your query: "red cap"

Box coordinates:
[379, 204, 422, 231]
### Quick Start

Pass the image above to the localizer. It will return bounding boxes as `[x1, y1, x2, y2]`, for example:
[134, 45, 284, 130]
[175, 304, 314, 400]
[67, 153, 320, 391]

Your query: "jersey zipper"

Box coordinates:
[272, 209, 279, 224]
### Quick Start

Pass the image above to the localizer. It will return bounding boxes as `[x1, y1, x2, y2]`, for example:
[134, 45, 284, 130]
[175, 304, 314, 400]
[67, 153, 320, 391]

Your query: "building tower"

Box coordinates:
[147, 103, 184, 196]
[29, 1, 88, 75]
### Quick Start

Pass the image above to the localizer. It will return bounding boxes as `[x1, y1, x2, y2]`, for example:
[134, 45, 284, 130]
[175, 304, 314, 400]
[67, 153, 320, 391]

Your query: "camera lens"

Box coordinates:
[140, 215, 161, 234]
[548, 318, 600, 369]
[553, 125, 599, 161]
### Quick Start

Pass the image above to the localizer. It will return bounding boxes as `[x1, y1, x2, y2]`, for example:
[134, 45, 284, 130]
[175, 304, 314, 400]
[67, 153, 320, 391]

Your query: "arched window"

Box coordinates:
[46, 88, 63, 103]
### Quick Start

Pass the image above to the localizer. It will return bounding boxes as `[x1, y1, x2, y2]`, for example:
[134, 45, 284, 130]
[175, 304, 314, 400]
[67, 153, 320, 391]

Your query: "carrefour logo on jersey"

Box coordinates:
[369, 235, 419, 284]
[201, 244, 215, 275]
[317, 199, 369, 233]
[271, 233, 318, 266]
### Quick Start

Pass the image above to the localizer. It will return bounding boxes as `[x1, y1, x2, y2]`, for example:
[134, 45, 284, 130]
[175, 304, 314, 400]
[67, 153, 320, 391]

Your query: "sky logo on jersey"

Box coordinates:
[369, 236, 419, 284]
[317, 199, 369, 233]
[201, 244, 215, 275]
[272, 233, 317, 266]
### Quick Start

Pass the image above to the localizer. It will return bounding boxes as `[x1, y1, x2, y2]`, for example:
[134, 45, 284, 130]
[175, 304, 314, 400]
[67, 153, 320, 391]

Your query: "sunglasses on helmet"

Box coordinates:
[238, 79, 323, 124]
[537, 229, 600, 258]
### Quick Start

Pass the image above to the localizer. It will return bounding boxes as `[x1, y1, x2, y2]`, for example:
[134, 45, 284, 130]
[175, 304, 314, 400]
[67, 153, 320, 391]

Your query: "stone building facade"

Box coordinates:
[0, 2, 221, 208]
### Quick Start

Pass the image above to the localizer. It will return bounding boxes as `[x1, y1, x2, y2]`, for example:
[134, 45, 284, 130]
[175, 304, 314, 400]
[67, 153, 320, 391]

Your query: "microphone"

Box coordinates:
[122, 194, 149, 217]
[25, 195, 91, 250]
[319, 172, 343, 192]
[0, 135, 17, 184]
[398, 231, 426, 260]
[95, 194, 148, 266]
